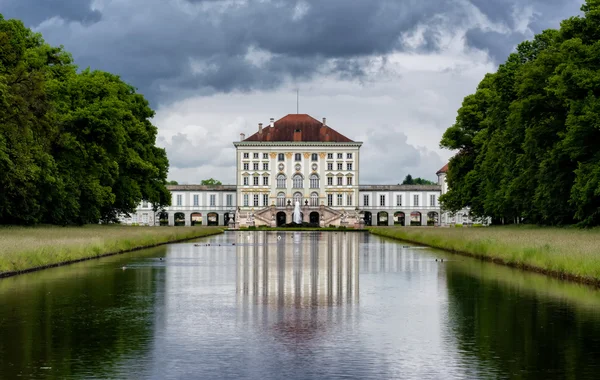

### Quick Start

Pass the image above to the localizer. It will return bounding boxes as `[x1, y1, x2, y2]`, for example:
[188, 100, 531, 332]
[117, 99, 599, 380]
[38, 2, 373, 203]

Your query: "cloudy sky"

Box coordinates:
[2, 0, 584, 184]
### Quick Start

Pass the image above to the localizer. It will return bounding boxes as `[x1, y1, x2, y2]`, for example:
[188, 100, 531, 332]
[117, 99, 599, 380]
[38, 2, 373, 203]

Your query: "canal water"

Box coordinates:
[1, 231, 600, 379]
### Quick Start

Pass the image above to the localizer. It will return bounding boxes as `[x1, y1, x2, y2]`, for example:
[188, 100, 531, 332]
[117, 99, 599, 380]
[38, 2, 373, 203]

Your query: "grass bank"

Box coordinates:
[370, 226, 600, 285]
[0, 225, 224, 278]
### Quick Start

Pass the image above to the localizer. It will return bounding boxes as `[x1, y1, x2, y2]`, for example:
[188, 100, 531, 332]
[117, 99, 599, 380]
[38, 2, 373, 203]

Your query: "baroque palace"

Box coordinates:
[123, 114, 476, 227]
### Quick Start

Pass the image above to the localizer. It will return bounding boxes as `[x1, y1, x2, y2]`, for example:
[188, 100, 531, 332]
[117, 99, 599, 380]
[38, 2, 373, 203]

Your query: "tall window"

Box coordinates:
[253, 153, 259, 159]
[363, 195, 369, 207]
[347, 194, 353, 206]
[263, 163, 268, 170]
[277, 192, 285, 207]
[176, 194, 182, 206]
[295, 153, 301, 161]
[310, 174, 319, 188]
[293, 174, 303, 188]
[310, 192, 319, 206]
[327, 177, 333, 186]
[380, 195, 386, 207]
[277, 174, 286, 188]
[327, 163, 333, 171]
[226, 194, 233, 207]
[347, 177, 352, 185]
[243, 163, 249, 170]
[294, 192, 302, 205]
[263, 176, 269, 186]
[337, 177, 343, 185]
[263, 194, 269, 206]
[347, 163, 353, 171]
[278, 153, 284, 161]
[414, 195, 419, 206]
[193, 194, 199, 206]
[263, 153, 269, 159]
[253, 176, 259, 186]
[210, 194, 216, 206]
[396, 194, 402, 206]
[337, 194, 343, 206]
[243, 153, 249, 159]
[311, 153, 318, 161]
[347, 153, 353, 159]
[337, 153, 343, 159]
[430, 194, 436, 206]
[327, 153, 333, 159]
[253, 162, 259, 170]
[253, 194, 259, 207]
[243, 176, 249, 186]
[243, 194, 249, 207]
[337, 163, 343, 170]
[327, 194, 333, 206]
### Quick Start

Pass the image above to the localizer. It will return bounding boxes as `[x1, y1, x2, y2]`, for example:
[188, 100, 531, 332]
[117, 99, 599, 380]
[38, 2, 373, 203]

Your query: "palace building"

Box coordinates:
[122, 114, 478, 227]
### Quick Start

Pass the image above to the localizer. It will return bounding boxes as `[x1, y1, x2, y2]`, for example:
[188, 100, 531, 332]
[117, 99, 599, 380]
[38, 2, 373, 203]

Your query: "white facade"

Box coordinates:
[233, 142, 362, 212]
[437, 171, 490, 226]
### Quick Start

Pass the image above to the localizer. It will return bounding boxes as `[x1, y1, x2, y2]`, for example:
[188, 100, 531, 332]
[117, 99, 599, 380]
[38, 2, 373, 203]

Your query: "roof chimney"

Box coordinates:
[270, 118, 275, 128]
[258, 123, 263, 134]
[322, 117, 327, 126]
[240, 133, 245, 141]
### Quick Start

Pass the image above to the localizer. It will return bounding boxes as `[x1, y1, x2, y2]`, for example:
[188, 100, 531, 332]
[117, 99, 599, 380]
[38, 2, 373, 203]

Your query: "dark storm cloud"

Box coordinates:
[1, 0, 585, 105]
[1, 0, 101, 25]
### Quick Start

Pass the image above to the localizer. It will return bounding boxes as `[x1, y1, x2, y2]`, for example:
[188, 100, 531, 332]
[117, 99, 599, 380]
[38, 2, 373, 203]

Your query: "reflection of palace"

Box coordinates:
[236, 231, 359, 307]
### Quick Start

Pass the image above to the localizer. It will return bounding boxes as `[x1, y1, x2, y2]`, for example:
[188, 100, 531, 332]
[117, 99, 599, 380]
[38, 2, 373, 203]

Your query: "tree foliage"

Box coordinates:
[200, 178, 222, 186]
[0, 15, 170, 225]
[402, 174, 435, 185]
[440, 1, 600, 226]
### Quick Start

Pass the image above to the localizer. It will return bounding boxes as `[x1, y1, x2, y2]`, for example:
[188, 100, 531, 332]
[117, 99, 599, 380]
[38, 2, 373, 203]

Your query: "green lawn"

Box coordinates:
[369, 226, 600, 284]
[0, 225, 224, 277]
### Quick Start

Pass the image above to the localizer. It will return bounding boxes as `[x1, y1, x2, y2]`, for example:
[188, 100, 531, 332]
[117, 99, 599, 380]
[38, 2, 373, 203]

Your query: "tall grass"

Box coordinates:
[0, 225, 224, 276]
[370, 226, 600, 284]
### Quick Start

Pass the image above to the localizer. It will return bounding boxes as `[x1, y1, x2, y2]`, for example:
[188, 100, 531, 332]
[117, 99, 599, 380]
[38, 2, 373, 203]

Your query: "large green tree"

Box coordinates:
[440, 0, 600, 227]
[0, 15, 170, 225]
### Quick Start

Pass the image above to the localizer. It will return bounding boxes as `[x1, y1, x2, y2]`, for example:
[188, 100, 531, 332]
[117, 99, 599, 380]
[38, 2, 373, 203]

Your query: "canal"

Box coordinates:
[1, 231, 600, 379]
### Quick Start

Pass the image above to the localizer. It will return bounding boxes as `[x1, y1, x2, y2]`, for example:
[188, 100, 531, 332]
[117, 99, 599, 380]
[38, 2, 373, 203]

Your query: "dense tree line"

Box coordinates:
[440, 1, 600, 227]
[0, 15, 170, 225]
[401, 174, 436, 185]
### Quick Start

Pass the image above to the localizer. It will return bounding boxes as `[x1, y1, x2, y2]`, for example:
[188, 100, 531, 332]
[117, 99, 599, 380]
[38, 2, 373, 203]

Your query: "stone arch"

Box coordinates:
[410, 211, 422, 226]
[207, 212, 219, 226]
[190, 212, 202, 226]
[363, 211, 372, 226]
[174, 212, 185, 226]
[394, 211, 405, 226]
[377, 211, 388, 226]
[159, 210, 169, 226]
[309, 212, 320, 225]
[427, 211, 439, 226]
[276, 211, 287, 226]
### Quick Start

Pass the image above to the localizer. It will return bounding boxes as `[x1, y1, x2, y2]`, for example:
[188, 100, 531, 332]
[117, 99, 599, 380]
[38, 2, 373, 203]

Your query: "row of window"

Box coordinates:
[362, 194, 436, 207]
[242, 174, 354, 187]
[173, 194, 234, 207]
[242, 193, 354, 207]
[243, 162, 269, 171]
[242, 162, 354, 172]
[242, 152, 354, 161]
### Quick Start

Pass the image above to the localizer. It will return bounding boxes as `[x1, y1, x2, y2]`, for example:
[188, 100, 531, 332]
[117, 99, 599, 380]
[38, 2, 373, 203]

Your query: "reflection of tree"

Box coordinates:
[445, 268, 600, 378]
[0, 248, 163, 378]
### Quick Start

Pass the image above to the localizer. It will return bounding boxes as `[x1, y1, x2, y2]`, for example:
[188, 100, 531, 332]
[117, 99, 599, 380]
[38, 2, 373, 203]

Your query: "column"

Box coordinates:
[421, 211, 428, 226]
[185, 212, 192, 226]
[168, 212, 175, 226]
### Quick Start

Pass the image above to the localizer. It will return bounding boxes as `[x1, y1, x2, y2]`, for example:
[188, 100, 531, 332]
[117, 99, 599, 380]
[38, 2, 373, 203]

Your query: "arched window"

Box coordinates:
[294, 192, 302, 205]
[292, 174, 303, 188]
[309, 174, 319, 189]
[277, 192, 286, 207]
[277, 174, 286, 188]
[310, 192, 319, 207]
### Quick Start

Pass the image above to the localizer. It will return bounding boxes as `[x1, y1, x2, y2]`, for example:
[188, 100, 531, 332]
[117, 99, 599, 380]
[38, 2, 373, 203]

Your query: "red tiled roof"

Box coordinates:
[244, 114, 354, 142]
[436, 163, 449, 174]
